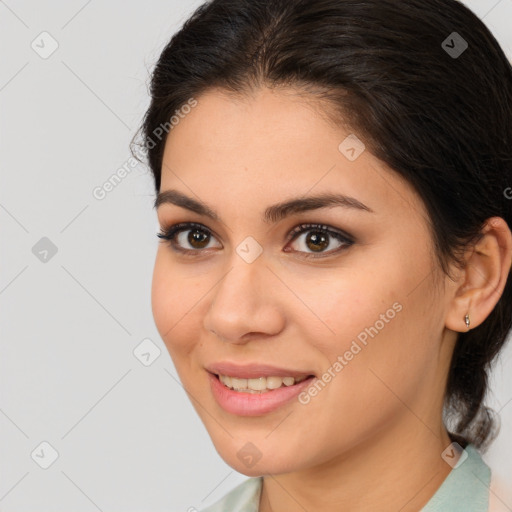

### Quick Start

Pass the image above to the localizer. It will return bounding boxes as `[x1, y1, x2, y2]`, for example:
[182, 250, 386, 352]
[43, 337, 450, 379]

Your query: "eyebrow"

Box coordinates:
[154, 189, 375, 224]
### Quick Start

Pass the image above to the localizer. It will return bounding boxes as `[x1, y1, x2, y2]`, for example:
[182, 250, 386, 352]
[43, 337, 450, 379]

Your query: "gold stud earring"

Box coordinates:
[464, 313, 470, 329]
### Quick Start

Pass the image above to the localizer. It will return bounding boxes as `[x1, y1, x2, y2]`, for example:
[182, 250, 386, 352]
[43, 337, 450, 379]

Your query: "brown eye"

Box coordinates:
[184, 228, 210, 249]
[285, 223, 353, 259]
[304, 231, 329, 252]
[157, 222, 221, 255]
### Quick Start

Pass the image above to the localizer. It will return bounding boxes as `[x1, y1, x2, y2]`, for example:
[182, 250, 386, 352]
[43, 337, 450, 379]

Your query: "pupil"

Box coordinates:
[189, 229, 208, 248]
[307, 232, 328, 252]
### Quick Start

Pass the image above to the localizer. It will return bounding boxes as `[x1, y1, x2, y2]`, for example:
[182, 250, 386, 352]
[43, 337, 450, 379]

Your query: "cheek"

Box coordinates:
[151, 252, 212, 368]
[294, 259, 430, 390]
[309, 272, 438, 425]
[151, 255, 172, 336]
[283, 264, 399, 355]
[151, 253, 192, 356]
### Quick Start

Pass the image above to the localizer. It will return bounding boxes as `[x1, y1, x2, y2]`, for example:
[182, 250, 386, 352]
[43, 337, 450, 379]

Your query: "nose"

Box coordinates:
[203, 258, 285, 344]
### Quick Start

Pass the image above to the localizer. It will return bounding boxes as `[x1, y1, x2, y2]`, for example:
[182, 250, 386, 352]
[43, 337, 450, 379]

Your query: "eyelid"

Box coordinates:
[285, 223, 354, 244]
[157, 222, 222, 250]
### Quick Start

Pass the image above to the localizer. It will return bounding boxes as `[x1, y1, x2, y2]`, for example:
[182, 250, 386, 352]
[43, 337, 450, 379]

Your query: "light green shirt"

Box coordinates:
[200, 444, 491, 512]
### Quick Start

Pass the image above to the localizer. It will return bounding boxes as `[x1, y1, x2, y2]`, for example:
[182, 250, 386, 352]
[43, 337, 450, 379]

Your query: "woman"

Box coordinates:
[133, 0, 512, 510]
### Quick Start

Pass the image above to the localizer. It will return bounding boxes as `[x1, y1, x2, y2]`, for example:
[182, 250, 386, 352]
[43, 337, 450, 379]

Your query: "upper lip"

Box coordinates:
[205, 361, 315, 379]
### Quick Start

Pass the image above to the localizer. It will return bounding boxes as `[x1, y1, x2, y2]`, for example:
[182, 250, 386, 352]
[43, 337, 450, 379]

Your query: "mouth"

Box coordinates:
[207, 370, 316, 416]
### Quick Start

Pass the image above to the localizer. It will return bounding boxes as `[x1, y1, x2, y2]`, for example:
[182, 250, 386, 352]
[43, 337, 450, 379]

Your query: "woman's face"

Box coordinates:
[152, 86, 457, 475]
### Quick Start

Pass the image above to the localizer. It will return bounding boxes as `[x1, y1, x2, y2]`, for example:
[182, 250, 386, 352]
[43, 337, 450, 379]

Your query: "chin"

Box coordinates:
[211, 438, 305, 477]
[223, 457, 292, 477]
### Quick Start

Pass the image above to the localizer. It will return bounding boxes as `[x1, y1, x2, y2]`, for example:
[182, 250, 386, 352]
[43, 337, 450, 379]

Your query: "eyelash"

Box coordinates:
[156, 222, 354, 259]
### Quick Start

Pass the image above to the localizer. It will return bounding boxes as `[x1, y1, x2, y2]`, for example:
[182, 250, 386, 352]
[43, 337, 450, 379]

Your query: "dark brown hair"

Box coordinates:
[132, 0, 512, 450]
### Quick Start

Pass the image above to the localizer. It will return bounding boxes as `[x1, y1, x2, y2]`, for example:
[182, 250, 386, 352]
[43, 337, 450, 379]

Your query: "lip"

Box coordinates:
[205, 361, 315, 379]
[208, 372, 316, 416]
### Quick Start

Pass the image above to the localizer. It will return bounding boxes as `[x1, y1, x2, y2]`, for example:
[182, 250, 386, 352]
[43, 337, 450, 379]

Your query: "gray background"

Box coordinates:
[1, 1, 511, 511]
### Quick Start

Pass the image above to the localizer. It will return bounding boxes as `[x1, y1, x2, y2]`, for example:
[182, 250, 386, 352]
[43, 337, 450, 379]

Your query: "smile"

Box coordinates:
[208, 372, 316, 416]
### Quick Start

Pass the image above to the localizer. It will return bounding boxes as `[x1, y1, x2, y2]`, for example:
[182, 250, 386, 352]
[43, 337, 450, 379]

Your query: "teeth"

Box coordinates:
[230, 377, 247, 389]
[266, 376, 284, 389]
[248, 377, 267, 391]
[282, 377, 295, 386]
[218, 374, 309, 392]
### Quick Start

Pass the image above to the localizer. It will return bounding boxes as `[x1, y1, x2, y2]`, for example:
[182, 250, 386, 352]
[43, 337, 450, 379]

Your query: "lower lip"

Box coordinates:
[208, 372, 315, 416]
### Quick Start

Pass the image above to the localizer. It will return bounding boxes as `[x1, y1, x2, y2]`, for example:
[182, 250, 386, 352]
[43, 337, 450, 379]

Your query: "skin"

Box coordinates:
[151, 86, 512, 512]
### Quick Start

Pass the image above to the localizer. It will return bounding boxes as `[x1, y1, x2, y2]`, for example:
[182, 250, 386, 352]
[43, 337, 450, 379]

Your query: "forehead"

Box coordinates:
[160, 87, 429, 229]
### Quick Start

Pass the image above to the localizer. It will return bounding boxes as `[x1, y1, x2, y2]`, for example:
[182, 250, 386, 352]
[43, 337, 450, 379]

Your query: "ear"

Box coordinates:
[445, 217, 512, 332]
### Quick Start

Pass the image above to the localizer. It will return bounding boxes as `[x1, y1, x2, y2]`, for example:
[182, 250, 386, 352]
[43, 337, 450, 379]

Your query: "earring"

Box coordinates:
[464, 313, 470, 329]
